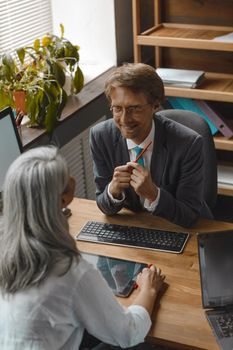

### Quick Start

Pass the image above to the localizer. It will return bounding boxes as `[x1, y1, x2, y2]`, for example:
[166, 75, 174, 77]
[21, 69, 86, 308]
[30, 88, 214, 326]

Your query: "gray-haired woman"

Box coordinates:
[0, 146, 165, 350]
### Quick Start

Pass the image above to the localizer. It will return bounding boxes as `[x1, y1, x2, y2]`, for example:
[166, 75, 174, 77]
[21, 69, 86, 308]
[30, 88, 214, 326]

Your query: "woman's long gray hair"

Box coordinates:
[0, 145, 79, 294]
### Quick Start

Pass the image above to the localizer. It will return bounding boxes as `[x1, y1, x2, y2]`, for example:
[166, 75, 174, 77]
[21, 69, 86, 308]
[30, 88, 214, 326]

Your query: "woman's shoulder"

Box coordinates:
[68, 256, 97, 282]
[44, 256, 95, 288]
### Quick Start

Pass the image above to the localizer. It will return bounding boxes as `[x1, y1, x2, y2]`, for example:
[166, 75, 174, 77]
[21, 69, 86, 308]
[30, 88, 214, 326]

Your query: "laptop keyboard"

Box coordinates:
[75, 221, 189, 253]
[216, 314, 233, 338]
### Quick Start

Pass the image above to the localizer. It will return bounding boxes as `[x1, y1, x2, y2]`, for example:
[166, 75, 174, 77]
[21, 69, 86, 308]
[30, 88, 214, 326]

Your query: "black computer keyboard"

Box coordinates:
[75, 221, 189, 253]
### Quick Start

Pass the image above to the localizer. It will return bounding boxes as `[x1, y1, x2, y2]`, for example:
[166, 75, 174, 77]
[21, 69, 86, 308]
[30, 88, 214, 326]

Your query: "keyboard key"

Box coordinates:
[216, 314, 233, 338]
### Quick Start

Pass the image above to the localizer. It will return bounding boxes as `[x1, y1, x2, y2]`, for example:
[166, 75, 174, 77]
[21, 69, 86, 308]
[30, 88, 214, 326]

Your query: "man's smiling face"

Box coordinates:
[110, 87, 157, 144]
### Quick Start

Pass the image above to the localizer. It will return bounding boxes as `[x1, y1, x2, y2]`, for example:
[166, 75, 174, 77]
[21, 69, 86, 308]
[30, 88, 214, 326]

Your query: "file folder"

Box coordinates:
[167, 97, 218, 135]
[195, 100, 233, 139]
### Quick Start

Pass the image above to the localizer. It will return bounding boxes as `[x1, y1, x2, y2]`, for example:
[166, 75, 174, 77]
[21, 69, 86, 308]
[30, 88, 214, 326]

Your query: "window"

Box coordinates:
[51, 0, 117, 82]
[0, 0, 53, 55]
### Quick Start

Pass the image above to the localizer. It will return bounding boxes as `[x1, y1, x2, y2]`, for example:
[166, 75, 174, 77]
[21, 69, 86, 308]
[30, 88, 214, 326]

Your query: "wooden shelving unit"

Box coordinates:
[132, 0, 233, 196]
[138, 23, 233, 51]
[165, 72, 233, 103]
[214, 135, 233, 151]
[218, 183, 233, 196]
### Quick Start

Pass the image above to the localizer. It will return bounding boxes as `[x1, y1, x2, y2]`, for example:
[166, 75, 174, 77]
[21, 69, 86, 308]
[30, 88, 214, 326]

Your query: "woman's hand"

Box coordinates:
[136, 265, 165, 296]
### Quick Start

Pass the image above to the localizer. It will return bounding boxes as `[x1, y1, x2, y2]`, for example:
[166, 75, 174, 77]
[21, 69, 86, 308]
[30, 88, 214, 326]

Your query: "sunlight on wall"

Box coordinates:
[51, 0, 117, 74]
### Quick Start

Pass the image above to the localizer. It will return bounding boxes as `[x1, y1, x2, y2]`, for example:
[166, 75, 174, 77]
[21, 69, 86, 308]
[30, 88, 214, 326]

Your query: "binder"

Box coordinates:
[167, 97, 218, 135]
[162, 98, 173, 110]
[195, 100, 233, 139]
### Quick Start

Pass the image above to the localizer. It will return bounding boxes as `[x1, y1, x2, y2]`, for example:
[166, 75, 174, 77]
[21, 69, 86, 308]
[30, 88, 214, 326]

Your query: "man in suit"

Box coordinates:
[90, 63, 212, 228]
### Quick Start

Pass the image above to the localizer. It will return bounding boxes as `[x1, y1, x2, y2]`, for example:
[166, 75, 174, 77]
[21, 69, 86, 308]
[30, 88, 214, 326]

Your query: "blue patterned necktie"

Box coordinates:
[134, 146, 144, 166]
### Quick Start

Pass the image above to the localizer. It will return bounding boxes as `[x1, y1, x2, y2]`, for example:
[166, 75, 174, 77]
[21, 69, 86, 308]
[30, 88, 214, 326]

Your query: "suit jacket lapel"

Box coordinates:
[150, 116, 167, 186]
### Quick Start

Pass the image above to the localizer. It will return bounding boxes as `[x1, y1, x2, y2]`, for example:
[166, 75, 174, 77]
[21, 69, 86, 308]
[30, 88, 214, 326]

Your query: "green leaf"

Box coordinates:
[40, 88, 49, 107]
[42, 36, 52, 47]
[2, 54, 16, 74]
[57, 88, 67, 119]
[60, 23, 65, 38]
[26, 91, 37, 124]
[73, 66, 84, 94]
[54, 47, 65, 59]
[2, 65, 13, 82]
[44, 81, 62, 101]
[51, 61, 66, 87]
[33, 39, 40, 51]
[16, 48, 25, 65]
[0, 89, 13, 109]
[44, 102, 58, 133]
[64, 43, 79, 63]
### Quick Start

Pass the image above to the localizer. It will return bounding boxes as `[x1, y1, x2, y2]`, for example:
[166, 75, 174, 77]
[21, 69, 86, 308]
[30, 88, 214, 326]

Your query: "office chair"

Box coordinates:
[157, 109, 218, 210]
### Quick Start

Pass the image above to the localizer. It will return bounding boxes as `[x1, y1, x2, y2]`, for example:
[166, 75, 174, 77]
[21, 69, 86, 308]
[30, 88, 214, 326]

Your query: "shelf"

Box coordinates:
[133, 0, 233, 197]
[218, 183, 233, 196]
[138, 23, 233, 52]
[164, 72, 233, 102]
[214, 135, 233, 151]
[217, 163, 233, 196]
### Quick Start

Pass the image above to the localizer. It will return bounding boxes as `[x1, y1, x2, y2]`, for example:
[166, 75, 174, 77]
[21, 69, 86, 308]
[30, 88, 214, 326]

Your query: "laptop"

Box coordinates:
[0, 107, 23, 211]
[198, 231, 233, 350]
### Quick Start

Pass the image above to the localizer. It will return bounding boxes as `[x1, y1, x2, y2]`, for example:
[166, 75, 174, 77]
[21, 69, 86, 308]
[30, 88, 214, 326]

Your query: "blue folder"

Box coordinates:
[167, 97, 218, 135]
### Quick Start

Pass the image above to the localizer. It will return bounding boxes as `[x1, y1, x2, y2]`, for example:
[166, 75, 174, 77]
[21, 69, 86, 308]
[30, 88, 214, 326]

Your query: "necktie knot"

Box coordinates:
[134, 146, 144, 166]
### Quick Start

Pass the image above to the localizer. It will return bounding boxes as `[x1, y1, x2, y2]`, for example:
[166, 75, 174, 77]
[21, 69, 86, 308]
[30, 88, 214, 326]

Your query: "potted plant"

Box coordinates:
[0, 24, 84, 133]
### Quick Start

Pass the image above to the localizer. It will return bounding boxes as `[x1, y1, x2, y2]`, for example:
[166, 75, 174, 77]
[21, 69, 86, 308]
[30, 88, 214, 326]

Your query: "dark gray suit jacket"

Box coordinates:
[90, 114, 212, 228]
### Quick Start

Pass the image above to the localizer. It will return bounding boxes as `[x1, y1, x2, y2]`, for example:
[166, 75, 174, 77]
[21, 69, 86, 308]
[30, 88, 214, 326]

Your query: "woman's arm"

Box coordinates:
[73, 260, 165, 348]
[132, 265, 165, 315]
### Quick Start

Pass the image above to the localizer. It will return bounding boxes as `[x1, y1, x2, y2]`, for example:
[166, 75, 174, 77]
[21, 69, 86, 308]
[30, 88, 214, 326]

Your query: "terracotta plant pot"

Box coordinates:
[13, 90, 27, 126]
[13, 90, 27, 114]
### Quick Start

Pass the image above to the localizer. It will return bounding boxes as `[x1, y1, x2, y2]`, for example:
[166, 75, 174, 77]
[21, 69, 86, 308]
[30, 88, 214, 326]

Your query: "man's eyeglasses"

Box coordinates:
[110, 104, 151, 116]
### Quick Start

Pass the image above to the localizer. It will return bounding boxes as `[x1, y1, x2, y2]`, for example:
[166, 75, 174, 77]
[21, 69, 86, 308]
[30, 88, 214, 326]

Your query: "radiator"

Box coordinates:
[60, 116, 106, 200]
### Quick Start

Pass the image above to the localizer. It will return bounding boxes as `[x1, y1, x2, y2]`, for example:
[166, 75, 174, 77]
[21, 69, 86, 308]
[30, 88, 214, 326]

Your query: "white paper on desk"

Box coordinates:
[212, 32, 233, 42]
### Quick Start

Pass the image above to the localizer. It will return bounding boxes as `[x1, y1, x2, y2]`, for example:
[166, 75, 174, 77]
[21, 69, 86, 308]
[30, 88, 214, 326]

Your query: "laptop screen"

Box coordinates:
[198, 231, 233, 309]
[0, 107, 23, 192]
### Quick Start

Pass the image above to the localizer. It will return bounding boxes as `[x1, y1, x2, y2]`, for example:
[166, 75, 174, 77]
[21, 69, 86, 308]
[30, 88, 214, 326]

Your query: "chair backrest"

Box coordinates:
[157, 109, 217, 210]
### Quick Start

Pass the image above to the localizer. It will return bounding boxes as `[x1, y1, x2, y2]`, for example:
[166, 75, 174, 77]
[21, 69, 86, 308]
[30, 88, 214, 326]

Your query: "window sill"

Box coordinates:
[80, 63, 114, 84]
[20, 66, 115, 149]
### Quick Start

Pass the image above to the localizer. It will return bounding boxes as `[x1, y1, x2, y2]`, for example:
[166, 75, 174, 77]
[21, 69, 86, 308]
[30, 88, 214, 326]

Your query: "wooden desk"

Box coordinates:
[69, 198, 233, 350]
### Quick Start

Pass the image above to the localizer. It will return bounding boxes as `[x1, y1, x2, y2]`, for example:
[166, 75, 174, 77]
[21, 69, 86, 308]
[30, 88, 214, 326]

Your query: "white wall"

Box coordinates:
[51, 0, 117, 68]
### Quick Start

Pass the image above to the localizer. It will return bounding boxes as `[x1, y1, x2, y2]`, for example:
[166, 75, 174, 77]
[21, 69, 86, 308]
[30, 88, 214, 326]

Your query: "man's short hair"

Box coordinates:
[105, 63, 164, 104]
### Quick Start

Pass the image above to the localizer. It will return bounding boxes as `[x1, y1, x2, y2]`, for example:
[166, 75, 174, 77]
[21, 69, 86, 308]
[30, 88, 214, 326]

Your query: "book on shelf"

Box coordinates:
[156, 68, 205, 88]
[166, 97, 218, 135]
[218, 165, 233, 186]
[195, 100, 233, 139]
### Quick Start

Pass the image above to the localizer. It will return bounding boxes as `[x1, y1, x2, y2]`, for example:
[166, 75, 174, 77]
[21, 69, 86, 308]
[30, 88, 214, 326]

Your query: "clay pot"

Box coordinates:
[13, 90, 26, 114]
[13, 90, 27, 126]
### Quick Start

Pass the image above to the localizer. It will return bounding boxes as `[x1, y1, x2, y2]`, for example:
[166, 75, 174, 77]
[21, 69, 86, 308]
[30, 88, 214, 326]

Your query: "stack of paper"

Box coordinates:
[156, 68, 205, 88]
[212, 32, 233, 42]
[218, 165, 233, 186]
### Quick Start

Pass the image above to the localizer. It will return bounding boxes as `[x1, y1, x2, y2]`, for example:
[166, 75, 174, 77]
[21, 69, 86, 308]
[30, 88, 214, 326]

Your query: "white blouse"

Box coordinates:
[0, 257, 151, 350]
